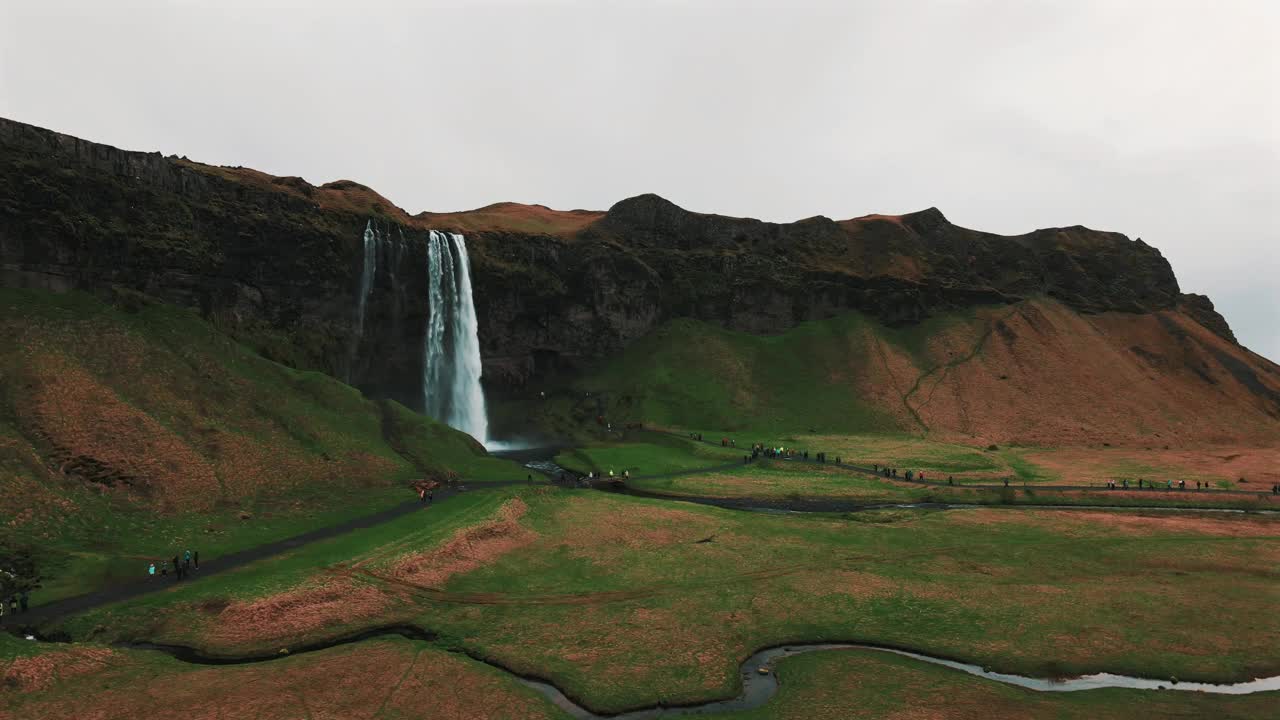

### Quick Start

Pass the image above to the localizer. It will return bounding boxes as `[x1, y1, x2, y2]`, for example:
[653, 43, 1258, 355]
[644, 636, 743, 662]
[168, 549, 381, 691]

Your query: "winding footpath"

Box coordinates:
[10, 479, 524, 628]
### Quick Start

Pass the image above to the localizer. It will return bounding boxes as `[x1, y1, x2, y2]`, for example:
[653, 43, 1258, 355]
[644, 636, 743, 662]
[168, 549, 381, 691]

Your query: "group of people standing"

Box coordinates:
[149, 549, 198, 581]
[1109, 478, 1211, 491]
[0, 592, 29, 622]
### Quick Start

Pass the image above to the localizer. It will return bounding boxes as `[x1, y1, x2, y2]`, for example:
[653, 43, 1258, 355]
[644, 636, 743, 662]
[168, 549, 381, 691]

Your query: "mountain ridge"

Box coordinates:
[2, 115, 1274, 445]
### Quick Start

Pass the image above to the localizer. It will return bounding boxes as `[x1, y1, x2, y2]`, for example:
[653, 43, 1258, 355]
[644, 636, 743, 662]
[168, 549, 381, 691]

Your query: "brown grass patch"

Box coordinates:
[392, 498, 535, 587]
[20, 354, 219, 512]
[1024, 445, 1280, 487]
[204, 578, 391, 648]
[2, 647, 116, 692]
[792, 570, 898, 600]
[551, 495, 720, 556]
[6, 640, 561, 720]
[946, 507, 1280, 539]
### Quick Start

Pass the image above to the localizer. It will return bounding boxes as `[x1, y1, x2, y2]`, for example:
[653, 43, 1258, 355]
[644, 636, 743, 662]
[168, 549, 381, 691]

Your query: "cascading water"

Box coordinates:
[354, 222, 380, 336]
[422, 230, 489, 444]
[347, 221, 381, 381]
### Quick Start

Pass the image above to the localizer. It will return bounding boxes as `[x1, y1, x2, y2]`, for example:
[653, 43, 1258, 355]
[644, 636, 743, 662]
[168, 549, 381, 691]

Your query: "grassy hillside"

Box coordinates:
[521, 298, 1280, 447]
[0, 288, 522, 603]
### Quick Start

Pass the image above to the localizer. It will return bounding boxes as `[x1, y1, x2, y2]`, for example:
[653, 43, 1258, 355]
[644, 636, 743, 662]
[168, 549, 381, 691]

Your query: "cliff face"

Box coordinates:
[0, 117, 1243, 416]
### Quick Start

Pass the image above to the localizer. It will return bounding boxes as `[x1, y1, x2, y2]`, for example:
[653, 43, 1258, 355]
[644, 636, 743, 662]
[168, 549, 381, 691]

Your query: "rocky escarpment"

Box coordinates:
[0, 117, 1242, 415]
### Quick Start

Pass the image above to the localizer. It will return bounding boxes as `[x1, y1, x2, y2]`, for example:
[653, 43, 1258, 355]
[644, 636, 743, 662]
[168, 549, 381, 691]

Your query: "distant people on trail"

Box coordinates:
[149, 562, 156, 579]
[1138, 478, 1143, 489]
[1122, 479, 1128, 489]
[8, 596, 17, 614]
[419, 488, 427, 503]
[1166, 480, 1172, 490]
[194, 551, 199, 570]
[948, 476, 954, 485]
[1003, 478, 1010, 488]
[527, 474, 534, 485]
[19, 592, 28, 613]
[428, 491, 434, 504]
[160, 560, 169, 577]
[1179, 480, 1186, 490]
[173, 554, 183, 580]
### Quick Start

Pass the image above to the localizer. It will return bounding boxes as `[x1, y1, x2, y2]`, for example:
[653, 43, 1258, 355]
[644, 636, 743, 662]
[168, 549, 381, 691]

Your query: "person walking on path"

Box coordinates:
[7, 596, 16, 615]
[160, 560, 168, 577]
[18, 592, 28, 613]
[193, 551, 199, 570]
[172, 554, 183, 580]
[149, 562, 156, 579]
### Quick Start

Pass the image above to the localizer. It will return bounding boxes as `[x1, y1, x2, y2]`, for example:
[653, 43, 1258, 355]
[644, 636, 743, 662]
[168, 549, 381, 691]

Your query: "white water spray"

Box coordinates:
[423, 230, 489, 444]
[354, 221, 379, 341]
[348, 221, 380, 380]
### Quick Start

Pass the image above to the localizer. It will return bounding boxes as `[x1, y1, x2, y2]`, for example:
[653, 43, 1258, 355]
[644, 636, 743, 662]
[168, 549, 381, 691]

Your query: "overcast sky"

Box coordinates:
[2, 0, 1277, 360]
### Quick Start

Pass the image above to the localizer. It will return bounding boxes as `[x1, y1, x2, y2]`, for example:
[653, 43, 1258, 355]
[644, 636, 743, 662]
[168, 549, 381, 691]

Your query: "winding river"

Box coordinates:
[115, 627, 1279, 719]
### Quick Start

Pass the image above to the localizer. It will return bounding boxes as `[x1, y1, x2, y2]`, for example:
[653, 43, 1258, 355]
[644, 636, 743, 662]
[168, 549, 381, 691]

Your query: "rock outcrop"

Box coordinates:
[0, 117, 1244, 414]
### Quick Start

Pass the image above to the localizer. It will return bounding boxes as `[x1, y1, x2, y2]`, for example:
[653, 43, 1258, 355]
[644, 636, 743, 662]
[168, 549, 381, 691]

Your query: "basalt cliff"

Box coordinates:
[2, 117, 1276, 443]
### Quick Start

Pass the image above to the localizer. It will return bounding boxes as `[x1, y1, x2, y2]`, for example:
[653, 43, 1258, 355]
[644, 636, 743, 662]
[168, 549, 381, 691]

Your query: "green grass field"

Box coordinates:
[554, 431, 743, 476]
[40, 485, 1280, 716]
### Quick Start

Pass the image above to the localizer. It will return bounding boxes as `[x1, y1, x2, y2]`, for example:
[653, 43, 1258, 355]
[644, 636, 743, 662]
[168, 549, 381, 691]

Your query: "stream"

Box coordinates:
[115, 628, 1280, 719]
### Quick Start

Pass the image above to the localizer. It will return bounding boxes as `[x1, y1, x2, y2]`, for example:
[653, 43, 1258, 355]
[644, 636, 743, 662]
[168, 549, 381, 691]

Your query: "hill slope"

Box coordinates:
[0, 288, 521, 600]
[527, 298, 1279, 446]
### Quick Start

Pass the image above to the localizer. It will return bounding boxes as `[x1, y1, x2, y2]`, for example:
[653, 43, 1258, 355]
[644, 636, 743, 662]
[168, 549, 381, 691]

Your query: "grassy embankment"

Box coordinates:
[42, 487, 1280, 716]
[0, 289, 524, 605]
[1, 631, 566, 720]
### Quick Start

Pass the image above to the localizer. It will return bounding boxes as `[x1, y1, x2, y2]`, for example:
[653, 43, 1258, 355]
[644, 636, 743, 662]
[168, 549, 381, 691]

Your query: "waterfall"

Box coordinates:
[423, 230, 489, 444]
[349, 220, 380, 380]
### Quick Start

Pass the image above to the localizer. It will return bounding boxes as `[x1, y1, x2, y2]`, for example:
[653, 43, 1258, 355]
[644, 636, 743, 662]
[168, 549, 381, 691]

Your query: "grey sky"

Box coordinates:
[3, 0, 1277, 360]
